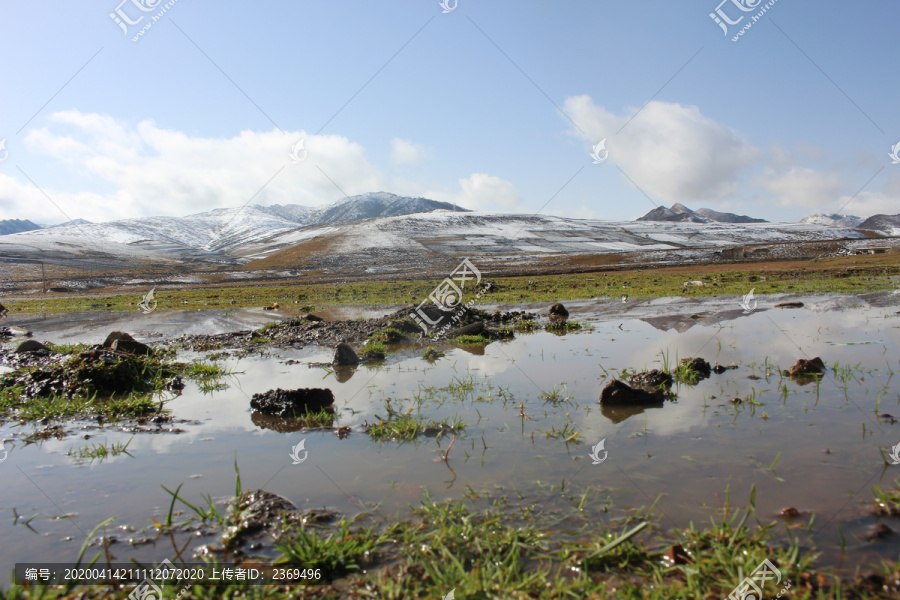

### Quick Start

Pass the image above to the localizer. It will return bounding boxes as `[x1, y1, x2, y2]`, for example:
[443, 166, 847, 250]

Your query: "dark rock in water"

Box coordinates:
[165, 375, 185, 391]
[713, 363, 738, 374]
[448, 321, 484, 338]
[304, 314, 324, 322]
[789, 357, 825, 377]
[332, 342, 359, 366]
[0, 302, 7, 317]
[222, 489, 339, 550]
[250, 387, 335, 418]
[679, 357, 712, 379]
[627, 369, 672, 391]
[779, 507, 801, 519]
[866, 522, 893, 541]
[15, 340, 50, 354]
[103, 331, 137, 349]
[548, 303, 569, 318]
[775, 301, 804, 309]
[600, 379, 665, 405]
[786, 357, 826, 385]
[111, 339, 151, 356]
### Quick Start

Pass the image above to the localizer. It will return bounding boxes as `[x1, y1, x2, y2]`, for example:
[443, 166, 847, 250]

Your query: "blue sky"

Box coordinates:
[0, 0, 897, 224]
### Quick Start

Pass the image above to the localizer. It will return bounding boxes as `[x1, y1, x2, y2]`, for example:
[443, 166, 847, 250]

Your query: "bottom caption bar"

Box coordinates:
[15, 564, 330, 586]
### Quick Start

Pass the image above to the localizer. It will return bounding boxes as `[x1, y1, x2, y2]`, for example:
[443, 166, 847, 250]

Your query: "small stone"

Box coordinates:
[332, 343, 359, 366]
[15, 340, 49, 354]
[249, 388, 335, 418]
[663, 544, 690, 565]
[627, 369, 672, 391]
[103, 331, 137, 349]
[548, 303, 569, 317]
[789, 357, 825, 377]
[679, 357, 712, 379]
[448, 321, 484, 338]
[866, 522, 893, 541]
[775, 301, 804, 309]
[111, 339, 151, 356]
[599, 379, 665, 406]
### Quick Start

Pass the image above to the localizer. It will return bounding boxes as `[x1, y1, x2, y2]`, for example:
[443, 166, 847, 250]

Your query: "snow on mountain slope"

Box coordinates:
[313, 191, 464, 224]
[857, 213, 900, 235]
[243, 210, 867, 266]
[799, 213, 864, 228]
[4, 192, 874, 272]
[13, 192, 463, 254]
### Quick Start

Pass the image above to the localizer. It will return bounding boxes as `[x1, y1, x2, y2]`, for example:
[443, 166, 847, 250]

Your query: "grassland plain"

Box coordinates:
[3, 253, 898, 315]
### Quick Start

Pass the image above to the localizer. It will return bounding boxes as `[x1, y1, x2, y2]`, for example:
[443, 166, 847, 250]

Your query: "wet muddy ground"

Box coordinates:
[1, 290, 899, 588]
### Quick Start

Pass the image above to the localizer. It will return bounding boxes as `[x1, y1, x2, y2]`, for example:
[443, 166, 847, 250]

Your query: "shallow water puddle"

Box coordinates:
[1, 292, 899, 583]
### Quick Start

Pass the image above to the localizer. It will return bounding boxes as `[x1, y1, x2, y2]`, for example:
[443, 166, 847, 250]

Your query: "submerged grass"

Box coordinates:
[421, 346, 445, 362]
[67, 436, 134, 462]
[366, 402, 466, 442]
[7, 486, 898, 599]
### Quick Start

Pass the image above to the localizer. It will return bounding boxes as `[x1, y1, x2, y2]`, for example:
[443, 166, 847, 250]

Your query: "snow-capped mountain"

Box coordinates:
[313, 192, 462, 224]
[0, 197, 873, 273]
[857, 213, 900, 235]
[0, 219, 40, 235]
[638, 204, 766, 224]
[8, 192, 466, 254]
[798, 213, 863, 228]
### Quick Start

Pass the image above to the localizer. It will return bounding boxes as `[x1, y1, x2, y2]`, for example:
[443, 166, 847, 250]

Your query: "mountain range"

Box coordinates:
[0, 219, 41, 235]
[797, 213, 864, 227]
[7, 192, 464, 253]
[637, 203, 767, 224]
[0, 193, 895, 274]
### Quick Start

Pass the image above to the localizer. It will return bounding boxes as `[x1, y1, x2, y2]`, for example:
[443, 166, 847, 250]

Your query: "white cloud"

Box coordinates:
[456, 173, 522, 209]
[564, 96, 761, 205]
[390, 138, 430, 164]
[1, 112, 526, 223]
[417, 173, 523, 212]
[9, 111, 388, 222]
[835, 172, 900, 217]
[757, 166, 844, 208]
